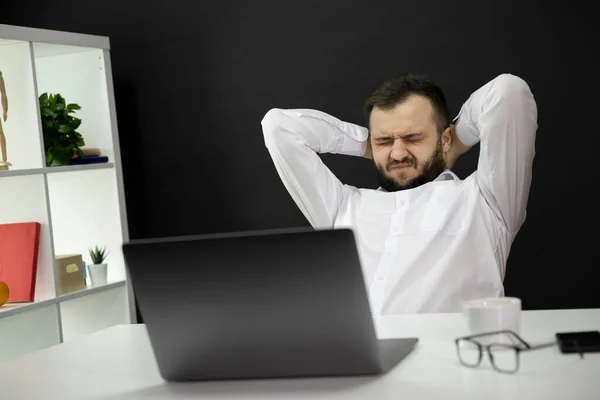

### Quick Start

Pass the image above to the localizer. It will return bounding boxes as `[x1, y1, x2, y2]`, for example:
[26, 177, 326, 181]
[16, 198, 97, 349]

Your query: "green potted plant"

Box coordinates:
[39, 92, 85, 167]
[88, 245, 109, 287]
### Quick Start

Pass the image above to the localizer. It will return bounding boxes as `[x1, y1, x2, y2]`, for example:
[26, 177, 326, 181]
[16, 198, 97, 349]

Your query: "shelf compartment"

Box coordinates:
[0, 303, 60, 364]
[59, 283, 128, 342]
[32, 42, 116, 165]
[0, 174, 55, 302]
[46, 167, 126, 285]
[0, 41, 45, 171]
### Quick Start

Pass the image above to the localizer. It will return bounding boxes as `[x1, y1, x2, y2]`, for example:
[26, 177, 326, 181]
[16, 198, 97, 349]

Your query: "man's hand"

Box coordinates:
[445, 124, 471, 169]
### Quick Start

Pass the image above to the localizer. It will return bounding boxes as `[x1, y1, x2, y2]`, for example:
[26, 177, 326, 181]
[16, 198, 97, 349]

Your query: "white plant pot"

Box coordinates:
[88, 263, 107, 287]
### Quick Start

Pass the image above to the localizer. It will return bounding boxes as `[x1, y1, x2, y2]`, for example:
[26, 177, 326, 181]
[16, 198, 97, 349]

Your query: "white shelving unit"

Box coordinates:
[0, 24, 134, 364]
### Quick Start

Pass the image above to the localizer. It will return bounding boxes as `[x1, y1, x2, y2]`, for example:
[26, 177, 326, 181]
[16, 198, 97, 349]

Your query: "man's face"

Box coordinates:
[369, 95, 451, 192]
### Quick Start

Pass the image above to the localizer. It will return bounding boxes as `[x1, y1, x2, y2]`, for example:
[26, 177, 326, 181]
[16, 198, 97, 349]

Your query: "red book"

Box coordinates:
[0, 222, 41, 302]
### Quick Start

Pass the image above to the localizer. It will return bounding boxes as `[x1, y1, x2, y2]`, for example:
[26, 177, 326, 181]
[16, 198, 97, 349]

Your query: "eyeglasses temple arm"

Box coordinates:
[525, 341, 557, 351]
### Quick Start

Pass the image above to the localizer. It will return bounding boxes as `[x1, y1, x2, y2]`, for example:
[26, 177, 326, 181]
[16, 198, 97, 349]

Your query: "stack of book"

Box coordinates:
[69, 147, 109, 165]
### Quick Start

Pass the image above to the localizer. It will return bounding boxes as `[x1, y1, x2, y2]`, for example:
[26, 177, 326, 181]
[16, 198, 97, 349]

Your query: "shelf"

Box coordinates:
[0, 40, 45, 170]
[0, 280, 126, 320]
[0, 24, 110, 51]
[0, 38, 25, 46]
[32, 43, 116, 163]
[47, 166, 126, 284]
[59, 280, 126, 302]
[0, 174, 56, 301]
[59, 282, 129, 342]
[0, 163, 114, 177]
[33, 42, 100, 58]
[0, 23, 132, 363]
[0, 304, 60, 364]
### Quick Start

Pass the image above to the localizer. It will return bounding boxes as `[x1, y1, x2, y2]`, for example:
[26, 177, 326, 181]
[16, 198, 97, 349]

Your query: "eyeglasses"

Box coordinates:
[455, 330, 556, 373]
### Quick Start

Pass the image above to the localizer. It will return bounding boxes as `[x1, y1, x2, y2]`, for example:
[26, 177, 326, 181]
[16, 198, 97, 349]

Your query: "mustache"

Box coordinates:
[387, 157, 416, 170]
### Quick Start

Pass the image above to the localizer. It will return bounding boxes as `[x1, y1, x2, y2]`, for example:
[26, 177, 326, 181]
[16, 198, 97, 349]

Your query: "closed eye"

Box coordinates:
[374, 133, 424, 145]
[375, 137, 393, 146]
[403, 133, 424, 142]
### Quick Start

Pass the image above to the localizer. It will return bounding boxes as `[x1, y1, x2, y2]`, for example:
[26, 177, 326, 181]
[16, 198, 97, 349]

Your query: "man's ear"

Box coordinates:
[441, 125, 453, 153]
[364, 131, 373, 159]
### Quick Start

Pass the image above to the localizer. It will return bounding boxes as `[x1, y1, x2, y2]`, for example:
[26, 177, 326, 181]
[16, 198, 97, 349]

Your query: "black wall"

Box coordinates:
[3, 1, 598, 310]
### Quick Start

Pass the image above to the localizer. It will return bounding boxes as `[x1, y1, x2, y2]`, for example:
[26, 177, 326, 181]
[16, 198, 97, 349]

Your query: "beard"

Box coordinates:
[374, 138, 446, 192]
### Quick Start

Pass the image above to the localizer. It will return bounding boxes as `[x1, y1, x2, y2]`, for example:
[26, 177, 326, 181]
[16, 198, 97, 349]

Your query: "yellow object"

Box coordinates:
[0, 281, 9, 306]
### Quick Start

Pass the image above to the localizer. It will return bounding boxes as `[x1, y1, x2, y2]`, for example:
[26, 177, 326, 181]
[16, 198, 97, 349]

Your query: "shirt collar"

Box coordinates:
[435, 169, 459, 181]
[376, 169, 459, 192]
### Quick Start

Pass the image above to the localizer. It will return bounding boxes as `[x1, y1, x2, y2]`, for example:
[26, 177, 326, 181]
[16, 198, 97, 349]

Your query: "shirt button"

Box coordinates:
[393, 226, 399, 232]
[378, 276, 384, 280]
[400, 200, 405, 205]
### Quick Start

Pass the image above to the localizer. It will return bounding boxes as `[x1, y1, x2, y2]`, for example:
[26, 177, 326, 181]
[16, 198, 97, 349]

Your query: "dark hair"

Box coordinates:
[364, 73, 450, 134]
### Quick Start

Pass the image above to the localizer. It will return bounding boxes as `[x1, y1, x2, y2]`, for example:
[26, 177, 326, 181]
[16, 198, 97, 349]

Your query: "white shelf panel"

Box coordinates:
[58, 279, 126, 303]
[0, 174, 55, 301]
[0, 24, 110, 51]
[0, 303, 60, 364]
[0, 41, 45, 170]
[33, 44, 115, 163]
[0, 39, 25, 47]
[47, 167, 125, 283]
[0, 302, 43, 318]
[0, 174, 47, 223]
[0, 279, 126, 319]
[0, 162, 114, 177]
[33, 42, 99, 58]
[60, 284, 128, 342]
[45, 162, 114, 174]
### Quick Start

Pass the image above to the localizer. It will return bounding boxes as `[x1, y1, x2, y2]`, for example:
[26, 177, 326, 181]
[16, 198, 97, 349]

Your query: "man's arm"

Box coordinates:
[453, 73, 538, 233]
[261, 108, 368, 229]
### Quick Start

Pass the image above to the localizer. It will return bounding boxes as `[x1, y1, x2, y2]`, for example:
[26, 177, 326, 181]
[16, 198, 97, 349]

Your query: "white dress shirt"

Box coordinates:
[261, 73, 538, 314]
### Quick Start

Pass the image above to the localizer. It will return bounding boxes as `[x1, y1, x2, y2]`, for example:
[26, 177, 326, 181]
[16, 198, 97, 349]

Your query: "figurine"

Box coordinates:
[0, 71, 10, 170]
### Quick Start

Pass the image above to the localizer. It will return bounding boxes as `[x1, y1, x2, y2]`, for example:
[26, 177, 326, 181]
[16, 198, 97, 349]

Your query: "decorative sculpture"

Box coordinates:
[0, 281, 8, 306]
[0, 71, 10, 170]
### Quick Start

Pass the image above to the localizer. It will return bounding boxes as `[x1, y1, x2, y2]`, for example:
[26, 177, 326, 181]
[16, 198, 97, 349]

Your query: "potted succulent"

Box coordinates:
[88, 245, 109, 287]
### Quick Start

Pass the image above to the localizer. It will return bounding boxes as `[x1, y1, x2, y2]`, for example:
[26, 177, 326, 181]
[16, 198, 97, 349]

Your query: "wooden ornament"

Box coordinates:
[0, 281, 9, 307]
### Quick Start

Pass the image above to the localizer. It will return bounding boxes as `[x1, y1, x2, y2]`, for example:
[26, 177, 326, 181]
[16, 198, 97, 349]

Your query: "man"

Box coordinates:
[0, 70, 10, 170]
[261, 73, 537, 314]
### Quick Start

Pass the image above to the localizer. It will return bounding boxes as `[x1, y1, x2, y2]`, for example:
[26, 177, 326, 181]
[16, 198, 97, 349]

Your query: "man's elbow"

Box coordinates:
[487, 73, 538, 125]
[261, 108, 284, 132]
[490, 73, 535, 105]
[261, 108, 285, 148]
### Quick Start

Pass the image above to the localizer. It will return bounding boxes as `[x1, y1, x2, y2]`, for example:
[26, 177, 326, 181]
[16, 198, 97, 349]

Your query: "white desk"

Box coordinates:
[1, 309, 599, 399]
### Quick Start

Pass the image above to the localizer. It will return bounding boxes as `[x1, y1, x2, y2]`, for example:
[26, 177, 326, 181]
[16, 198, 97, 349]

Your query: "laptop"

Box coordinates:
[122, 227, 418, 382]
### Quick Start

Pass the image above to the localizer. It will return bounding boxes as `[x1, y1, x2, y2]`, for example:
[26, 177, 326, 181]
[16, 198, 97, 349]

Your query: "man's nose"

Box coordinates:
[390, 140, 408, 161]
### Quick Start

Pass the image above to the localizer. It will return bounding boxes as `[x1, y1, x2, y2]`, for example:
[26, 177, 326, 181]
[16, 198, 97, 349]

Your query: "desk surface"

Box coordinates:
[1, 309, 599, 399]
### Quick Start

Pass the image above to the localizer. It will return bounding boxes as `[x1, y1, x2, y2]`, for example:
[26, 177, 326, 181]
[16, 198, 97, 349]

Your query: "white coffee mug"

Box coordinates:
[462, 297, 522, 345]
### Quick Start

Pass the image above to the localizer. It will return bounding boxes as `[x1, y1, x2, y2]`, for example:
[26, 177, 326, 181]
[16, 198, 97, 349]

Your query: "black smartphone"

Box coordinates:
[555, 331, 600, 354]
